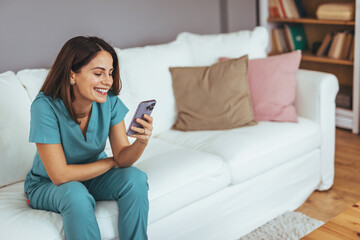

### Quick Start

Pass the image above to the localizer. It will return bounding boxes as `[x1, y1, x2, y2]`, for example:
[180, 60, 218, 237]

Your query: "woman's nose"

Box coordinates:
[102, 74, 113, 85]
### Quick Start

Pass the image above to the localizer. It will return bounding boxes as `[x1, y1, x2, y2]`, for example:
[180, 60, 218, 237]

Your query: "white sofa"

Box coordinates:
[0, 26, 339, 240]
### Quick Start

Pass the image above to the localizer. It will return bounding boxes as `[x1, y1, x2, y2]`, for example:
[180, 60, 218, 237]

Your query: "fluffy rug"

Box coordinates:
[239, 211, 324, 240]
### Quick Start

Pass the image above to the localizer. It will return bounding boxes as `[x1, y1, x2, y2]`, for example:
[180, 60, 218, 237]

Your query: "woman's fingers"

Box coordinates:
[136, 116, 153, 130]
[143, 114, 153, 124]
[131, 126, 146, 134]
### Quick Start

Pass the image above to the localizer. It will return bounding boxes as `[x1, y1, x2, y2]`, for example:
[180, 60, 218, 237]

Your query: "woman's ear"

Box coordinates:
[70, 70, 76, 85]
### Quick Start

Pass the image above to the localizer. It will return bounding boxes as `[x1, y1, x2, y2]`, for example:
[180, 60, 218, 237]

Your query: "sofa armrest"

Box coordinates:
[295, 69, 339, 190]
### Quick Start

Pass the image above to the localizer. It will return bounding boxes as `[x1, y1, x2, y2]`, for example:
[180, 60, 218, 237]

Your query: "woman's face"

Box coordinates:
[71, 50, 114, 104]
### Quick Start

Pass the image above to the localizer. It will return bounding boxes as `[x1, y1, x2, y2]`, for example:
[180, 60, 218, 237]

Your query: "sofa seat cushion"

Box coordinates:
[0, 139, 230, 239]
[155, 117, 321, 184]
[134, 139, 231, 223]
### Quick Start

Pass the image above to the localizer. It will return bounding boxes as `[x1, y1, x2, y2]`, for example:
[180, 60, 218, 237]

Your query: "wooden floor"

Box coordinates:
[296, 128, 360, 222]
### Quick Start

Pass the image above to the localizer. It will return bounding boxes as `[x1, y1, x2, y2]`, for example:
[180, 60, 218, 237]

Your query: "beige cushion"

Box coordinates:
[169, 55, 256, 131]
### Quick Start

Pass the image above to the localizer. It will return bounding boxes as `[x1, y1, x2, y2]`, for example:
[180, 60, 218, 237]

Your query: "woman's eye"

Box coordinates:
[94, 73, 102, 76]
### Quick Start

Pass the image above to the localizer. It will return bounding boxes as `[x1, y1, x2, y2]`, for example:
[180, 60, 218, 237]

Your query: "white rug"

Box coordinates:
[239, 211, 324, 240]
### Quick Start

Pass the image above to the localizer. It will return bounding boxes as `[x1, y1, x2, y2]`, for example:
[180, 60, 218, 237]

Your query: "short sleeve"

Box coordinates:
[109, 94, 129, 126]
[29, 97, 61, 144]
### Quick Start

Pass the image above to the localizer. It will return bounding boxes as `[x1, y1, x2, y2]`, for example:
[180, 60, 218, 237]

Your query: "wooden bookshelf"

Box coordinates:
[301, 51, 354, 66]
[268, 17, 355, 26]
[260, 0, 360, 134]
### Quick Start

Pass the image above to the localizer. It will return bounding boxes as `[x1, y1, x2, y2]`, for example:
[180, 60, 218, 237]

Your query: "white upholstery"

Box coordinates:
[156, 117, 321, 184]
[148, 149, 321, 240]
[116, 40, 193, 136]
[17, 68, 49, 102]
[177, 26, 268, 66]
[134, 139, 231, 223]
[0, 26, 339, 240]
[0, 71, 35, 187]
[295, 69, 339, 190]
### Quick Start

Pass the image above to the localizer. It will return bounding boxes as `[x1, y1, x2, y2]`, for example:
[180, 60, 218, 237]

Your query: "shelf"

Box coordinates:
[269, 51, 354, 66]
[268, 17, 355, 26]
[301, 52, 354, 66]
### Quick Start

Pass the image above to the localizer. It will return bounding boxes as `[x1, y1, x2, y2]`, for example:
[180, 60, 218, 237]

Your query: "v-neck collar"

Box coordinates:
[59, 99, 97, 142]
[83, 103, 96, 142]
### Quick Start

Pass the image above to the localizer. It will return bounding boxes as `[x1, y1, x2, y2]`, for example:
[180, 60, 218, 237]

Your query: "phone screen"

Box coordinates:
[126, 100, 156, 136]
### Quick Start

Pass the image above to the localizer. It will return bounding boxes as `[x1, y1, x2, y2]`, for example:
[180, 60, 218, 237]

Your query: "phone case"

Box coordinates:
[126, 100, 156, 135]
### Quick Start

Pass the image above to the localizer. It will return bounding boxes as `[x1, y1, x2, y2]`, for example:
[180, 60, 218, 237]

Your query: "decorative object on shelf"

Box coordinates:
[316, 3, 355, 21]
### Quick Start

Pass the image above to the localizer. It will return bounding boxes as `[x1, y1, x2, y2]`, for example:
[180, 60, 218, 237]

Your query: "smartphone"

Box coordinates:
[126, 100, 156, 136]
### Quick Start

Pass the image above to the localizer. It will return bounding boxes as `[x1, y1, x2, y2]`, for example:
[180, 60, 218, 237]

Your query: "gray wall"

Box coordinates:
[0, 0, 256, 73]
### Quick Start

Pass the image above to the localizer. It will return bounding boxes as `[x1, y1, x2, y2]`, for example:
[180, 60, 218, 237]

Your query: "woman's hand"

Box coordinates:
[129, 114, 153, 145]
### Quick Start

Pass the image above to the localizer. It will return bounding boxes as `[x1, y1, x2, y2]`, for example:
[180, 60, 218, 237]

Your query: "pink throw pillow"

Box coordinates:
[248, 50, 301, 122]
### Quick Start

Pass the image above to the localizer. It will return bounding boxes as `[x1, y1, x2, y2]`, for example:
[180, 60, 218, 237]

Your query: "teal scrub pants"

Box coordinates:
[27, 167, 149, 240]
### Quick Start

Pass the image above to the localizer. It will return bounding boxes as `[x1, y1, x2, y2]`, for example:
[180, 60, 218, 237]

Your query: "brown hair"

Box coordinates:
[40, 36, 121, 124]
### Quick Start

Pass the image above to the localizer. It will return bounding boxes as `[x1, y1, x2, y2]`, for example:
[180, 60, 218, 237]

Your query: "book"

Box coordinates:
[329, 32, 346, 59]
[348, 38, 355, 61]
[284, 25, 295, 51]
[270, 30, 277, 54]
[281, 0, 293, 18]
[340, 31, 353, 59]
[294, 0, 306, 18]
[328, 32, 340, 58]
[287, 0, 300, 18]
[316, 32, 333, 57]
[286, 24, 308, 51]
[282, 28, 292, 51]
[276, 0, 287, 18]
[269, 0, 280, 17]
[271, 29, 282, 53]
[336, 85, 352, 109]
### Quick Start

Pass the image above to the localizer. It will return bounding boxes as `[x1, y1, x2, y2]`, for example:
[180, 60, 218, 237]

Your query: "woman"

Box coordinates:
[24, 36, 152, 240]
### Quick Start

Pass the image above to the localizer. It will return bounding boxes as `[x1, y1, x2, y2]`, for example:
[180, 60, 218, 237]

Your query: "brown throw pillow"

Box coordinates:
[169, 55, 257, 131]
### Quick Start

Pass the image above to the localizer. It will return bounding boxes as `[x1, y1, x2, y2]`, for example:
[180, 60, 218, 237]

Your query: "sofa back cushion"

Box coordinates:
[177, 26, 268, 66]
[17, 69, 49, 102]
[116, 40, 193, 136]
[0, 71, 36, 187]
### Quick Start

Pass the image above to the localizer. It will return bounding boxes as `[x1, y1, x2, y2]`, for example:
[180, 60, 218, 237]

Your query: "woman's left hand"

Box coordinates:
[129, 114, 153, 144]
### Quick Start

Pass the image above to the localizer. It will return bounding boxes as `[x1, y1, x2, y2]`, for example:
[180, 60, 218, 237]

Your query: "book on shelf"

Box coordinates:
[276, 0, 287, 18]
[294, 0, 306, 18]
[268, 0, 304, 18]
[316, 32, 334, 57]
[286, 0, 300, 18]
[285, 24, 308, 51]
[348, 37, 355, 61]
[284, 25, 295, 51]
[340, 31, 353, 59]
[268, 0, 280, 17]
[322, 30, 354, 60]
[329, 31, 346, 59]
[271, 28, 289, 53]
[336, 85, 352, 109]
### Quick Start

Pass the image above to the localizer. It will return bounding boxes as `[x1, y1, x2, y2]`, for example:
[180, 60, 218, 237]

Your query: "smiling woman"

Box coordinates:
[24, 36, 154, 240]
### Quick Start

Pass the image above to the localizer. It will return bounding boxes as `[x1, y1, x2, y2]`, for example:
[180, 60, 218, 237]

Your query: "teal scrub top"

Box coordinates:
[24, 91, 129, 194]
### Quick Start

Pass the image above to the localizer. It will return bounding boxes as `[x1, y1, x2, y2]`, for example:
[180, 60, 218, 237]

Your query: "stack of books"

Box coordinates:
[268, 0, 306, 18]
[271, 24, 308, 53]
[336, 85, 353, 109]
[316, 30, 354, 60]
